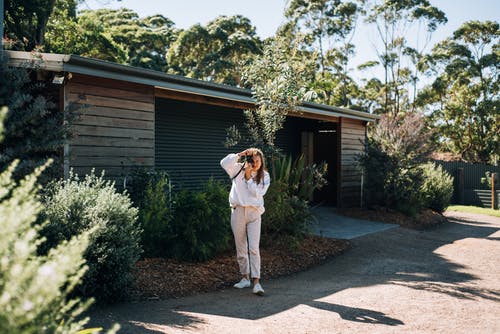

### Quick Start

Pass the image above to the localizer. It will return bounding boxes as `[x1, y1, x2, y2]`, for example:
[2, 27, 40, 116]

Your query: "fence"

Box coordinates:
[433, 160, 499, 209]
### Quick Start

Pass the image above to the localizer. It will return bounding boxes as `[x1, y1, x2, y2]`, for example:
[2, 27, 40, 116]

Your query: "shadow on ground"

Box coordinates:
[86, 211, 499, 333]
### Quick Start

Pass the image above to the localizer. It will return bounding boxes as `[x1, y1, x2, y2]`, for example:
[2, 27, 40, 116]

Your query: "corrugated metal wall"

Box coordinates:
[155, 98, 318, 190]
[434, 160, 499, 207]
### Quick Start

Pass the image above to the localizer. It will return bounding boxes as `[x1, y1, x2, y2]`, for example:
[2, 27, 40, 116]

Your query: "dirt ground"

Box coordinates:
[87, 211, 500, 333]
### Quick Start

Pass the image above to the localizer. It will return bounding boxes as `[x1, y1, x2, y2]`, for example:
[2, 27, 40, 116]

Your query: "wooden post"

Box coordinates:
[492, 173, 497, 210]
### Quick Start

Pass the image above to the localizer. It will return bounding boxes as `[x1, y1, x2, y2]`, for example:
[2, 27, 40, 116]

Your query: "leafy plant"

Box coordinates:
[39, 171, 142, 303]
[0, 109, 118, 333]
[0, 53, 76, 183]
[169, 178, 232, 262]
[359, 112, 432, 215]
[139, 173, 174, 258]
[270, 154, 327, 201]
[480, 171, 500, 190]
[419, 162, 453, 213]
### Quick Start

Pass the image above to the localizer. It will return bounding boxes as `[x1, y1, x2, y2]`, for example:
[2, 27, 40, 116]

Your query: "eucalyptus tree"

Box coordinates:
[167, 15, 262, 86]
[418, 20, 499, 164]
[51, 8, 177, 71]
[282, 0, 361, 106]
[363, 0, 447, 115]
[44, 1, 127, 63]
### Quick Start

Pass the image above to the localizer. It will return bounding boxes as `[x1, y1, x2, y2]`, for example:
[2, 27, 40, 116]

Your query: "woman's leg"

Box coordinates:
[231, 206, 250, 277]
[246, 209, 262, 282]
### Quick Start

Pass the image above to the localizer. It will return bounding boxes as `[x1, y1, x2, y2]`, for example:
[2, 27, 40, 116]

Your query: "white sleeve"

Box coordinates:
[246, 171, 271, 197]
[220, 153, 242, 178]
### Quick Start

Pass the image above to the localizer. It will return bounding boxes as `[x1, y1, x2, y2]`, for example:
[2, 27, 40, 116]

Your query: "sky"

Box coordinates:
[80, 0, 499, 82]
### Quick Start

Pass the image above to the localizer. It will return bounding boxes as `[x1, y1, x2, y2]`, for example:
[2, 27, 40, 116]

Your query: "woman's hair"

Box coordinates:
[250, 148, 266, 186]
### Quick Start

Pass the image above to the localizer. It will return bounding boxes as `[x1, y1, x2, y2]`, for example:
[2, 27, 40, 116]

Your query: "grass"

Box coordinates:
[446, 205, 500, 218]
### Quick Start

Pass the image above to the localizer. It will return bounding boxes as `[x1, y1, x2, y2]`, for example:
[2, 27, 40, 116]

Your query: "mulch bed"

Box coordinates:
[129, 235, 351, 300]
[128, 207, 446, 301]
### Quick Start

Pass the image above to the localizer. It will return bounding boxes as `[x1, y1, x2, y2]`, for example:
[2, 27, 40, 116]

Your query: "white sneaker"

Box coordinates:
[253, 283, 265, 296]
[233, 278, 251, 289]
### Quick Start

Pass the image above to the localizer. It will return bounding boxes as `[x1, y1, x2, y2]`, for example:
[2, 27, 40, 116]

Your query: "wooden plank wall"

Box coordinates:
[339, 118, 366, 207]
[67, 74, 155, 184]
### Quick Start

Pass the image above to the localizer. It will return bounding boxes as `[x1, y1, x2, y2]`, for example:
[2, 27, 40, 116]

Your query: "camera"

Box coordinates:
[239, 154, 254, 165]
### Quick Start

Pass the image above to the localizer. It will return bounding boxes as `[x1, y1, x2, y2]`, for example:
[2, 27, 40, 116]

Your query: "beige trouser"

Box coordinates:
[231, 206, 261, 279]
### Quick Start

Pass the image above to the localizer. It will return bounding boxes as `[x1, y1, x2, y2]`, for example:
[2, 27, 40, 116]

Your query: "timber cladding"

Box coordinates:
[339, 118, 366, 207]
[67, 74, 155, 182]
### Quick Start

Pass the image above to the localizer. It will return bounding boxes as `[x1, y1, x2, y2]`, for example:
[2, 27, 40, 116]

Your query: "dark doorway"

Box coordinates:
[313, 124, 338, 205]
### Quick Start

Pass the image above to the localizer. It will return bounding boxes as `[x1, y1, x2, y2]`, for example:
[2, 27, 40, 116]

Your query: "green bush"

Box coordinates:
[139, 173, 174, 258]
[39, 172, 142, 303]
[262, 180, 312, 246]
[270, 154, 327, 201]
[170, 178, 231, 262]
[420, 162, 453, 213]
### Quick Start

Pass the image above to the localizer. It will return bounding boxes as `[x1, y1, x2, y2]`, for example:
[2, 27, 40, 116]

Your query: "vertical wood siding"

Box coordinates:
[67, 74, 155, 183]
[339, 118, 366, 207]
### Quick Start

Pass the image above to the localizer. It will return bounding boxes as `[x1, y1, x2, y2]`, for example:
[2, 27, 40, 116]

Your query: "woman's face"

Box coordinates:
[251, 154, 262, 171]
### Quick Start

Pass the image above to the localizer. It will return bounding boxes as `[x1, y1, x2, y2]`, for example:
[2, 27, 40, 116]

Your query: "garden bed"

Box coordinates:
[130, 235, 351, 300]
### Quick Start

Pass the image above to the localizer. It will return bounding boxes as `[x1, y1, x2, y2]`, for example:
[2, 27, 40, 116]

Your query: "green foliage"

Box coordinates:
[359, 112, 433, 215]
[169, 178, 231, 262]
[0, 53, 74, 182]
[261, 181, 312, 246]
[238, 36, 316, 152]
[419, 162, 453, 213]
[3, 0, 60, 50]
[363, 0, 448, 115]
[447, 205, 500, 217]
[45, 6, 177, 70]
[0, 106, 120, 333]
[167, 15, 261, 85]
[40, 172, 142, 303]
[270, 154, 328, 201]
[418, 20, 499, 164]
[136, 172, 174, 258]
[283, 0, 361, 106]
[480, 171, 500, 190]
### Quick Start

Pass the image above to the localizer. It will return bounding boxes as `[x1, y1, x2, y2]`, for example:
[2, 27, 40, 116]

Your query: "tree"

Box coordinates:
[282, 0, 361, 106]
[0, 53, 73, 181]
[418, 20, 499, 164]
[3, 0, 57, 50]
[362, 0, 447, 115]
[226, 36, 316, 155]
[45, 6, 177, 70]
[167, 15, 262, 86]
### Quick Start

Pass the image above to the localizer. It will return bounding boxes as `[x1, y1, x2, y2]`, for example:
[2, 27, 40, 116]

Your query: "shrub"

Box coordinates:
[39, 172, 142, 303]
[270, 154, 327, 201]
[138, 172, 174, 258]
[420, 162, 453, 213]
[0, 53, 76, 182]
[262, 180, 312, 246]
[170, 178, 232, 262]
[359, 112, 432, 215]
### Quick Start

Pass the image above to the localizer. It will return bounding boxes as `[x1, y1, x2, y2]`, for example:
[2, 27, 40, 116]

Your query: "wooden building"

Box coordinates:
[6, 51, 378, 207]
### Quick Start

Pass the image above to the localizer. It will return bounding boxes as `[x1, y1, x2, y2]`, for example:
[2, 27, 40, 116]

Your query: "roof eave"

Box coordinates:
[5, 50, 379, 122]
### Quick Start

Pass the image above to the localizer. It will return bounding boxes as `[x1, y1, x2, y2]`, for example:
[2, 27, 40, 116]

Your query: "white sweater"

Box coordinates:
[220, 153, 271, 214]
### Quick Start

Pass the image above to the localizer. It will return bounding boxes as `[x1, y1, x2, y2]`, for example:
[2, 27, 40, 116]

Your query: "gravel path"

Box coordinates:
[88, 211, 500, 333]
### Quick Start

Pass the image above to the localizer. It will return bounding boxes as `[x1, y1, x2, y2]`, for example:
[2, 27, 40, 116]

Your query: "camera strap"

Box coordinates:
[232, 164, 245, 181]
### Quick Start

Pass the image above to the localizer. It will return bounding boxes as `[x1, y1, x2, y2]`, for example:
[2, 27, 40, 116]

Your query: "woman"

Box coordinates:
[220, 148, 270, 295]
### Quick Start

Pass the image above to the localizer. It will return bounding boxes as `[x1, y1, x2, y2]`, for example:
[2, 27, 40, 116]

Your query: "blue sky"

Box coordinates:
[80, 0, 499, 82]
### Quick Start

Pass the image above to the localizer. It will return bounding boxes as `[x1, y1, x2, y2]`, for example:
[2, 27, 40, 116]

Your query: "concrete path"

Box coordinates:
[88, 211, 500, 333]
[310, 206, 397, 239]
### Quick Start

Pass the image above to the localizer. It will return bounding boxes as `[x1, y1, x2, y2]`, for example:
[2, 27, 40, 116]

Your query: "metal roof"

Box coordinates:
[6, 50, 379, 122]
